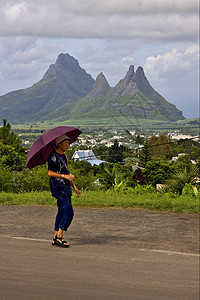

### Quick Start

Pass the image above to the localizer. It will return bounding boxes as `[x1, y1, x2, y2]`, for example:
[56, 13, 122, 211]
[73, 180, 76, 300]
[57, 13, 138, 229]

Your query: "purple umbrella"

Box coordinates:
[25, 126, 82, 169]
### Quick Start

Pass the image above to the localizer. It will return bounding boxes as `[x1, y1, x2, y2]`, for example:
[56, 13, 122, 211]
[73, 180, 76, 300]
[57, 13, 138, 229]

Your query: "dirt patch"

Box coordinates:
[0, 205, 199, 254]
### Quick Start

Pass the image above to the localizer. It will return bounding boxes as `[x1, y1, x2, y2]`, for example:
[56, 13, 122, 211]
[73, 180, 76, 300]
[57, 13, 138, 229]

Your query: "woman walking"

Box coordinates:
[48, 134, 81, 247]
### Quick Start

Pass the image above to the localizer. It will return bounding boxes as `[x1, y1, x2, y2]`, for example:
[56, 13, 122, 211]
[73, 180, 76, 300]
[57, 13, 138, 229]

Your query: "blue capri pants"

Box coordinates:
[54, 193, 74, 232]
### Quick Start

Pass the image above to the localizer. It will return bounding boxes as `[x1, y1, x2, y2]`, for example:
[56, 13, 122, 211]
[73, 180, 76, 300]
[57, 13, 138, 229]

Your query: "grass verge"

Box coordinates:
[0, 190, 199, 213]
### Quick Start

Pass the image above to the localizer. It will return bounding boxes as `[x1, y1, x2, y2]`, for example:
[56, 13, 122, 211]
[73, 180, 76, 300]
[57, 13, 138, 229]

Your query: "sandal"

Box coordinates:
[52, 235, 70, 248]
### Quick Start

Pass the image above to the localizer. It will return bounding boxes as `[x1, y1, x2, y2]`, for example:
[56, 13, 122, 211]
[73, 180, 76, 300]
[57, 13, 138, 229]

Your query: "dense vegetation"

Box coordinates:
[0, 119, 199, 212]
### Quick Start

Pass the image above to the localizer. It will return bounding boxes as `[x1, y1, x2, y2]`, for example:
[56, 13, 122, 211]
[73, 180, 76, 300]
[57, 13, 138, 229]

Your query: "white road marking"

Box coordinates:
[13, 236, 51, 243]
[140, 248, 199, 257]
[12, 236, 200, 256]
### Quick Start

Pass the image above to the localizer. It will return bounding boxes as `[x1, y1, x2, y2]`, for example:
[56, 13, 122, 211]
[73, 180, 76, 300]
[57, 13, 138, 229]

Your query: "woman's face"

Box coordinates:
[58, 139, 70, 152]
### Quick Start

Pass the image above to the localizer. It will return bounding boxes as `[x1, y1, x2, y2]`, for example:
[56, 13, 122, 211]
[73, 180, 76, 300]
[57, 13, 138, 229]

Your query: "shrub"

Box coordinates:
[0, 166, 13, 192]
[133, 184, 156, 195]
[182, 183, 199, 198]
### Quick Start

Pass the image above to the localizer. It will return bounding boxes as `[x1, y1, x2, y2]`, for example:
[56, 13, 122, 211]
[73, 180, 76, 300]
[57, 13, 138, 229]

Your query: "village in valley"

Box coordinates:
[19, 121, 200, 169]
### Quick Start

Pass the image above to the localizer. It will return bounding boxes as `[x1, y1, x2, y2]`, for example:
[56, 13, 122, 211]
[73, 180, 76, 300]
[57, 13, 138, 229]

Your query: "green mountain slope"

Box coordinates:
[71, 65, 184, 121]
[0, 53, 184, 124]
[0, 53, 94, 123]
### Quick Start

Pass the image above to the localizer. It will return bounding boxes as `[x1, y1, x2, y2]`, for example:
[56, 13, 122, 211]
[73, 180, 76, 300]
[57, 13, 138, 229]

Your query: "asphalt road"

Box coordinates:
[0, 206, 199, 299]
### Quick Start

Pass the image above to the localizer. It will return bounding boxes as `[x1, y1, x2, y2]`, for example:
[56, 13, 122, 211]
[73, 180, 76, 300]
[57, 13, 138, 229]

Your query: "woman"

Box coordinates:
[48, 134, 81, 247]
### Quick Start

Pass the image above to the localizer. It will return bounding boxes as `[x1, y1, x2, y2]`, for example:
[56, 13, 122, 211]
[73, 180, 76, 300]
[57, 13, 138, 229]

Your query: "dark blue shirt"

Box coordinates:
[48, 151, 72, 197]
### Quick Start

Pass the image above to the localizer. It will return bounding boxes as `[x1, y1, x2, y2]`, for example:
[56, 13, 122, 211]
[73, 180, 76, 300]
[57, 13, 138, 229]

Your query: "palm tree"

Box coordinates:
[99, 164, 131, 191]
[166, 166, 198, 195]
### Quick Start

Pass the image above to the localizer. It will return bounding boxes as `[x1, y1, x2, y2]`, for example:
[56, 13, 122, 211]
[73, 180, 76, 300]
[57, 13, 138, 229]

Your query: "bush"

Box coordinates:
[0, 143, 26, 171]
[144, 158, 175, 187]
[182, 183, 199, 198]
[133, 184, 156, 195]
[12, 165, 50, 193]
[0, 165, 50, 193]
[0, 166, 13, 192]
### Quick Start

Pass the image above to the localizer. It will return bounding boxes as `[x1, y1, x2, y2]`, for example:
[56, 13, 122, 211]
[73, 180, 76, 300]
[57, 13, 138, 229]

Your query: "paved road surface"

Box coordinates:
[0, 206, 199, 299]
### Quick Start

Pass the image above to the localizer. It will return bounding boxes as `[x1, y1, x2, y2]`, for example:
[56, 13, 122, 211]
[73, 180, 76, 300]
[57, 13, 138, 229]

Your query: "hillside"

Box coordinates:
[0, 53, 184, 124]
[0, 53, 95, 123]
[72, 65, 183, 121]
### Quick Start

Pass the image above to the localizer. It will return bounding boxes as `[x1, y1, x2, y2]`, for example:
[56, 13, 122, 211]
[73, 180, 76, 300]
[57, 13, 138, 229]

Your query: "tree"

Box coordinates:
[0, 143, 26, 171]
[148, 134, 173, 159]
[139, 140, 151, 167]
[0, 119, 24, 152]
[174, 154, 193, 171]
[134, 134, 144, 158]
[108, 140, 126, 163]
[93, 145, 109, 162]
[191, 146, 200, 161]
[166, 165, 198, 195]
[172, 138, 200, 161]
[0, 119, 11, 144]
[144, 158, 175, 187]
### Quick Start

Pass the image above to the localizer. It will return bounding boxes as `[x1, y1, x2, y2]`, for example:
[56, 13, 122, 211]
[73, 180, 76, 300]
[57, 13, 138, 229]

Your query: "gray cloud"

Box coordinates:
[0, 0, 198, 42]
[0, 0, 198, 118]
[0, 36, 62, 92]
[12, 0, 197, 16]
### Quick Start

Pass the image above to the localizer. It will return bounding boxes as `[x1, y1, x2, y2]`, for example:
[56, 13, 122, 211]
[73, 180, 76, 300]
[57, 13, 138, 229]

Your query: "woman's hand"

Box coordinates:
[74, 187, 81, 198]
[64, 174, 76, 181]
[48, 170, 76, 182]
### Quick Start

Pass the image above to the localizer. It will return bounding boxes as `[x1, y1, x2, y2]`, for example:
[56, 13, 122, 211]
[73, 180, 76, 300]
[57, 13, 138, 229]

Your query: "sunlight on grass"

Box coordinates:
[0, 190, 199, 213]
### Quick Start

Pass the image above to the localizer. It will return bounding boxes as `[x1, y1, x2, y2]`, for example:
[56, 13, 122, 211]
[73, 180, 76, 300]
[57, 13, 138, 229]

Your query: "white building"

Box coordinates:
[72, 150, 105, 166]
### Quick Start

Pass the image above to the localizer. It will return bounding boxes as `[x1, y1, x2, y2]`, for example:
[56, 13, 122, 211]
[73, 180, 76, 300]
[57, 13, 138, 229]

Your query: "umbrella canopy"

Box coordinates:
[25, 126, 82, 169]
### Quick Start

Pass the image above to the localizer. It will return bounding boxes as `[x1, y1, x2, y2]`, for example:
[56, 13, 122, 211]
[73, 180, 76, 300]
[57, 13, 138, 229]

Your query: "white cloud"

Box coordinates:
[144, 45, 199, 79]
[144, 45, 199, 118]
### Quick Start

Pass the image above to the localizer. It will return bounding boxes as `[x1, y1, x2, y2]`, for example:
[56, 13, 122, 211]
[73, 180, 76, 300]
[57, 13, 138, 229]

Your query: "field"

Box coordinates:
[12, 117, 199, 131]
[11, 117, 200, 149]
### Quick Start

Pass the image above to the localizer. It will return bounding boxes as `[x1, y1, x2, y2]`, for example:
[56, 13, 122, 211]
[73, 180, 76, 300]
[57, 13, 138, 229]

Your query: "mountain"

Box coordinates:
[0, 53, 95, 123]
[72, 65, 184, 121]
[0, 53, 184, 124]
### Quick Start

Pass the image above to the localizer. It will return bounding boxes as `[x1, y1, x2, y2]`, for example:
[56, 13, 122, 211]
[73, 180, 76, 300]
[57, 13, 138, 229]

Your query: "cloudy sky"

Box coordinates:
[0, 0, 199, 118]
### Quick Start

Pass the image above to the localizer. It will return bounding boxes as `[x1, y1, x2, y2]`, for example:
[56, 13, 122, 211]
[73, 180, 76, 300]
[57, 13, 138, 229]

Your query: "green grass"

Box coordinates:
[12, 117, 199, 136]
[0, 190, 199, 213]
[0, 191, 57, 206]
[12, 117, 160, 130]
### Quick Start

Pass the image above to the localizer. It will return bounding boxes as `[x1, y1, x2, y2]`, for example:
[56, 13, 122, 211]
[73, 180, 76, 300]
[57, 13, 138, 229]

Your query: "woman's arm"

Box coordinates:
[71, 180, 81, 198]
[48, 170, 75, 181]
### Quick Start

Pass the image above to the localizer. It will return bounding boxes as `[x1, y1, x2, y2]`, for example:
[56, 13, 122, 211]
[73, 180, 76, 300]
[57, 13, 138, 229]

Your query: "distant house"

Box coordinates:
[72, 150, 105, 166]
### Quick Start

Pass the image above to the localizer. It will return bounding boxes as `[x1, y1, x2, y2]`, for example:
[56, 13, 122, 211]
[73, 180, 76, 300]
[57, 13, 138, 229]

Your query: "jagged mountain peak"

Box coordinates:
[0, 53, 95, 122]
[83, 72, 110, 102]
[124, 65, 146, 84]
[135, 66, 148, 82]
[136, 66, 144, 75]
[0, 54, 184, 123]
[95, 72, 110, 88]
[122, 65, 135, 85]
[55, 53, 80, 70]
[112, 65, 138, 96]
